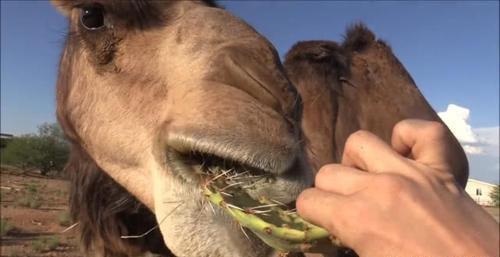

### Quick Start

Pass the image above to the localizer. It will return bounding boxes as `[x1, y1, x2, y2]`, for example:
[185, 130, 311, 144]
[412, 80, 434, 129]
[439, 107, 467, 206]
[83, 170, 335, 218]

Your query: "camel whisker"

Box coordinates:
[60, 222, 79, 233]
[120, 202, 184, 239]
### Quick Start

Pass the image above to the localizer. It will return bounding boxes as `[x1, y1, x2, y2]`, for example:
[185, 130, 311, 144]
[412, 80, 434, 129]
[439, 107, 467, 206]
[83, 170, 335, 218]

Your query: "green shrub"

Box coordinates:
[29, 198, 42, 209]
[0, 123, 69, 175]
[27, 183, 38, 194]
[0, 137, 11, 149]
[490, 184, 500, 207]
[0, 135, 43, 170]
[31, 236, 60, 252]
[58, 211, 72, 227]
[16, 194, 41, 209]
[16, 183, 42, 209]
[31, 238, 45, 252]
[0, 218, 14, 236]
[46, 236, 60, 251]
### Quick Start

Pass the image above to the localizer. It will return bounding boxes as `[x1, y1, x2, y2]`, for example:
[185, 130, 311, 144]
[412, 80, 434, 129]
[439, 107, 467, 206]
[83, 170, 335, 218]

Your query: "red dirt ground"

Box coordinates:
[0, 168, 83, 257]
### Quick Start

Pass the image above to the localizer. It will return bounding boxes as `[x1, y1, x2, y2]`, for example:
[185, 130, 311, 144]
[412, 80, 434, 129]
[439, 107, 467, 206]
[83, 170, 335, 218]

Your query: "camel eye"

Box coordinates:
[80, 6, 105, 30]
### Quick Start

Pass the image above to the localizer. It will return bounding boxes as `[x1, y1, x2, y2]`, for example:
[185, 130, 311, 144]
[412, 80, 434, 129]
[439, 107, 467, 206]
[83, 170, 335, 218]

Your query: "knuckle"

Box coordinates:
[392, 119, 408, 134]
[317, 164, 337, 176]
[424, 121, 448, 139]
[393, 119, 414, 138]
[345, 130, 370, 152]
[315, 164, 339, 183]
[394, 119, 448, 140]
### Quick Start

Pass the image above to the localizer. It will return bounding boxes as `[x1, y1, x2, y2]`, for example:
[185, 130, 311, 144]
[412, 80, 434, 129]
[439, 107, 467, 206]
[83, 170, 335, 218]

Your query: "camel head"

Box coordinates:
[284, 25, 468, 186]
[54, 1, 310, 256]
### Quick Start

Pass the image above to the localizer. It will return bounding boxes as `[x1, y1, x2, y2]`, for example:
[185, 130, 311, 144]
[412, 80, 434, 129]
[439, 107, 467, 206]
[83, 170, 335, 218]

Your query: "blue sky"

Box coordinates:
[1, 1, 498, 182]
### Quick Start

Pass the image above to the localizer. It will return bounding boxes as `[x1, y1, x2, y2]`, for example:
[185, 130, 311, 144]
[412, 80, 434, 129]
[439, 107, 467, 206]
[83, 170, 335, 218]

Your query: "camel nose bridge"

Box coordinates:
[204, 42, 302, 126]
[170, 7, 301, 124]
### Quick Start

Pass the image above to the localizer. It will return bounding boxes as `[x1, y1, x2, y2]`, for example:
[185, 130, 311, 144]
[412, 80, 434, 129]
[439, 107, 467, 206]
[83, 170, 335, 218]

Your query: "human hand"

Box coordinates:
[297, 119, 499, 257]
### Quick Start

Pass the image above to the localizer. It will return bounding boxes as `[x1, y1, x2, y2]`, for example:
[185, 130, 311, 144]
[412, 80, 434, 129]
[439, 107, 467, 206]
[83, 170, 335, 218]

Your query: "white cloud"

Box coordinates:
[462, 145, 484, 155]
[438, 104, 481, 154]
[438, 104, 499, 184]
[474, 126, 499, 156]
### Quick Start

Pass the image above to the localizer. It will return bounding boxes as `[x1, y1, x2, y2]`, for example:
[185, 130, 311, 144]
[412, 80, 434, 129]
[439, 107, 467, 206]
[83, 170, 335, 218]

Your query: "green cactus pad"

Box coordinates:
[203, 181, 342, 253]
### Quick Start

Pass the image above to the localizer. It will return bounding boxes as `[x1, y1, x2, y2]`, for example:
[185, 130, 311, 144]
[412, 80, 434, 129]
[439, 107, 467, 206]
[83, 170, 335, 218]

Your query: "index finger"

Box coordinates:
[296, 188, 347, 237]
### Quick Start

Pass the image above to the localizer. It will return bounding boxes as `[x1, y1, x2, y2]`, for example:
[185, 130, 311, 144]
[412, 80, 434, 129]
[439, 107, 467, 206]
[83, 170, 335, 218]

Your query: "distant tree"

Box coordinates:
[0, 123, 69, 175]
[0, 138, 11, 149]
[490, 184, 500, 207]
[0, 133, 14, 149]
[0, 134, 42, 170]
[35, 123, 70, 174]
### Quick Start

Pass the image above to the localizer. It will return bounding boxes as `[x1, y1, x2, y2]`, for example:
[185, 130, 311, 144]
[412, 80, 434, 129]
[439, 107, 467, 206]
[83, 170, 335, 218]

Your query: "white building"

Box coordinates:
[465, 179, 498, 206]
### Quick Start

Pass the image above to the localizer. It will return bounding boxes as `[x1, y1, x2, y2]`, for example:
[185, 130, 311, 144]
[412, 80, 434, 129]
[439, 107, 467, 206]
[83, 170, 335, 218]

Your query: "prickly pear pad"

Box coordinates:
[203, 177, 342, 253]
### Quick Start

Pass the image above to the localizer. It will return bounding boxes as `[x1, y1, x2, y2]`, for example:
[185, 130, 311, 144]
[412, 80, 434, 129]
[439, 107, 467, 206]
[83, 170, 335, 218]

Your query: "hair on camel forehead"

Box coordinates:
[52, 0, 218, 12]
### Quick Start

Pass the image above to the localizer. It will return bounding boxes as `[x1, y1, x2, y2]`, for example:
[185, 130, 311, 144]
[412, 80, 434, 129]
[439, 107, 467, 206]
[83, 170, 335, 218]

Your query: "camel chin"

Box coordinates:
[152, 165, 271, 257]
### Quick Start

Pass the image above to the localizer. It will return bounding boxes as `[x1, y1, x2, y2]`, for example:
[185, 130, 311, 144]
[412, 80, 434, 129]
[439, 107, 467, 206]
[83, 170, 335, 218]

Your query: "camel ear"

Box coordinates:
[51, 0, 73, 17]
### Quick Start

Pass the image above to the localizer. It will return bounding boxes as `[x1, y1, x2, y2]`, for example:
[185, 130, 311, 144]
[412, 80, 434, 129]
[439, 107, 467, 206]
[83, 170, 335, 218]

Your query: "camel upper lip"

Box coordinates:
[166, 131, 299, 175]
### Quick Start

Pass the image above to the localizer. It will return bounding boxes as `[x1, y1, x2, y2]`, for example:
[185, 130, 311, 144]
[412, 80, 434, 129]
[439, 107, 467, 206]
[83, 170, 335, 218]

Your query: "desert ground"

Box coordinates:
[0, 167, 82, 257]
